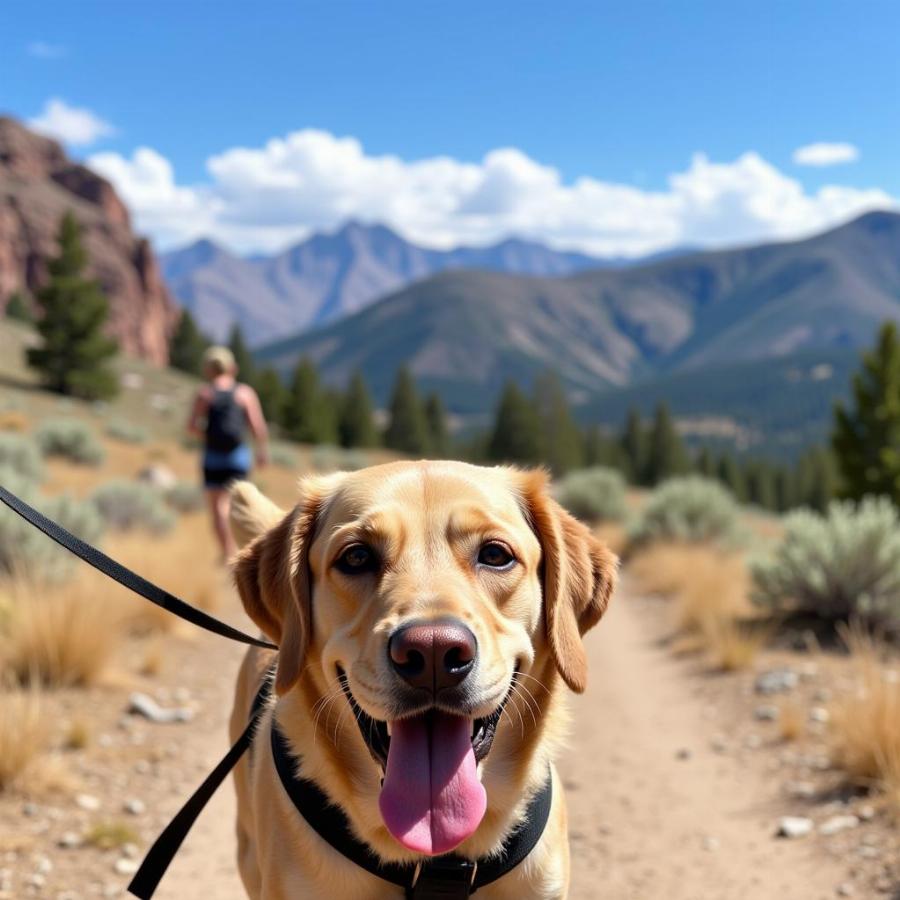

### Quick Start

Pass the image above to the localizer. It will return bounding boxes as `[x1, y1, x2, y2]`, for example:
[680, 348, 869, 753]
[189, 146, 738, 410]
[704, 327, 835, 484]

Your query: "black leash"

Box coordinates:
[0, 485, 275, 650]
[1, 483, 552, 899]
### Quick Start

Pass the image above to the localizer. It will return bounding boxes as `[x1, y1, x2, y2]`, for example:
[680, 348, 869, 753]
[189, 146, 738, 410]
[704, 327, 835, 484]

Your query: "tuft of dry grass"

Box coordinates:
[778, 700, 806, 742]
[84, 820, 140, 850]
[0, 686, 51, 790]
[1, 572, 123, 687]
[630, 542, 764, 670]
[829, 623, 900, 811]
[64, 717, 91, 751]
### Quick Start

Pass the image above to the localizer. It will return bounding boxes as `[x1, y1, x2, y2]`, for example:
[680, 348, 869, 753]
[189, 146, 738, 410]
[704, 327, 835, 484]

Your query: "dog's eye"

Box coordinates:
[477, 542, 516, 569]
[335, 543, 378, 575]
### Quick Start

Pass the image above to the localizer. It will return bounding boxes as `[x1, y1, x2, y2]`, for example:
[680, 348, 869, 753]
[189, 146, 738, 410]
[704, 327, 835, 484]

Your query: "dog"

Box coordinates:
[228, 460, 617, 898]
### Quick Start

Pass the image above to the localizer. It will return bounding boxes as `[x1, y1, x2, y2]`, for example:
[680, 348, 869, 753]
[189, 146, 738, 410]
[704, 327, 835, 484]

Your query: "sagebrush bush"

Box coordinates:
[629, 476, 742, 547]
[35, 418, 105, 466]
[105, 419, 148, 445]
[555, 467, 627, 522]
[0, 433, 43, 481]
[751, 496, 900, 625]
[165, 481, 204, 514]
[91, 481, 175, 535]
[0, 467, 104, 581]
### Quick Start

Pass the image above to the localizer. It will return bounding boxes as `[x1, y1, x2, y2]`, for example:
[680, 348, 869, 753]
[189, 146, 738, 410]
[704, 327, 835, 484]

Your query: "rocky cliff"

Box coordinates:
[0, 117, 177, 364]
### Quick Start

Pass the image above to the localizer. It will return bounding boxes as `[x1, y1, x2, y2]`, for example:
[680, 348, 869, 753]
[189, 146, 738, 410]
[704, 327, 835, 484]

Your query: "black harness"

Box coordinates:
[0, 485, 553, 900]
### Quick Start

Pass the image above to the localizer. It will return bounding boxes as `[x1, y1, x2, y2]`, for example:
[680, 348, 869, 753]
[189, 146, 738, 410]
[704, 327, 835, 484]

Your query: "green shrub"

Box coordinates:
[91, 481, 174, 535]
[105, 419, 148, 445]
[555, 467, 627, 523]
[0, 467, 104, 581]
[269, 442, 299, 469]
[0, 434, 43, 481]
[35, 419, 105, 466]
[629, 476, 742, 547]
[165, 481, 204, 514]
[751, 496, 900, 626]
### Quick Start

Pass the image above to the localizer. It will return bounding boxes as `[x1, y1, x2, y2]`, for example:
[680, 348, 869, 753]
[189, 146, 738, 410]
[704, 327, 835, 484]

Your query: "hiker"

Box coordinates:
[187, 345, 269, 560]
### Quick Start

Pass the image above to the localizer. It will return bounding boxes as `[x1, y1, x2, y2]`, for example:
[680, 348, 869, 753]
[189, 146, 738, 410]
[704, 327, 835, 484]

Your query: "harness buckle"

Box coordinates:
[407, 856, 476, 898]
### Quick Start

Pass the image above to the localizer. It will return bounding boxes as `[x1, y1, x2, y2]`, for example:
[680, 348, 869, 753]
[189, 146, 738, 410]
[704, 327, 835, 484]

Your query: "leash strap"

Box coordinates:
[127, 705, 265, 899]
[0, 485, 276, 650]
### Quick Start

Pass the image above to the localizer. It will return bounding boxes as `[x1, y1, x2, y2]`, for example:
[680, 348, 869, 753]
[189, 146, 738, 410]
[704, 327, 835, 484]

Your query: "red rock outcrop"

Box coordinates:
[0, 116, 177, 364]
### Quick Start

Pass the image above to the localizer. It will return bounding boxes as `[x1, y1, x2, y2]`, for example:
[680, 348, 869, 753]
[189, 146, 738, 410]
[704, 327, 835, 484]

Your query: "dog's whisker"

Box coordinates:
[512, 682, 542, 722]
[508, 684, 538, 731]
[514, 671, 552, 695]
[506, 686, 532, 736]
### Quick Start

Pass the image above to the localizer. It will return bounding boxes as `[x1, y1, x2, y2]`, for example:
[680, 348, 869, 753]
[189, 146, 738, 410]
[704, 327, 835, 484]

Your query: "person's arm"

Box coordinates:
[239, 385, 270, 466]
[187, 388, 209, 439]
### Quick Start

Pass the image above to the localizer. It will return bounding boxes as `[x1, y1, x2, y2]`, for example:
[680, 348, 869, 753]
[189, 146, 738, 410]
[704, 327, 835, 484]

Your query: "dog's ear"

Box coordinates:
[229, 481, 286, 549]
[232, 486, 323, 695]
[518, 470, 618, 693]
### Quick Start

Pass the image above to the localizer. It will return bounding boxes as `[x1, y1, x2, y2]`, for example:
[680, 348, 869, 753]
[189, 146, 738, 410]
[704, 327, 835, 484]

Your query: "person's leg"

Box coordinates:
[206, 487, 237, 561]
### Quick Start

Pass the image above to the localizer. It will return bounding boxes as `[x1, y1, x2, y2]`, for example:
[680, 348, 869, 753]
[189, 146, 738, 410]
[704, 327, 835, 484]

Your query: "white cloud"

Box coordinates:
[29, 98, 115, 147]
[26, 41, 66, 59]
[87, 129, 897, 256]
[793, 142, 860, 167]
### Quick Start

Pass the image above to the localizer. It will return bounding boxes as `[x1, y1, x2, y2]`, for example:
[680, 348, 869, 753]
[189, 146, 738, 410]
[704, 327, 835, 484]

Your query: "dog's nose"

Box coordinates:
[388, 619, 477, 693]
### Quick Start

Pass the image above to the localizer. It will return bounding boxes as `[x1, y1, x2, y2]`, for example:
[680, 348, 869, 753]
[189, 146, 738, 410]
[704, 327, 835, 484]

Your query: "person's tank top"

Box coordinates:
[205, 387, 246, 452]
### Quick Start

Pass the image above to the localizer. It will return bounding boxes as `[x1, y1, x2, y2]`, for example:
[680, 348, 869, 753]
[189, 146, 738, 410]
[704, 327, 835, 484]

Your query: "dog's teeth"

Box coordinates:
[386, 722, 392, 737]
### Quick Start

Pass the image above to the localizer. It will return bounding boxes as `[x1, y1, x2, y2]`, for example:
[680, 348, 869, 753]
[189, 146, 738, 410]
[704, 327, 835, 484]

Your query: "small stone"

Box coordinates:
[123, 799, 145, 816]
[26, 873, 45, 888]
[785, 780, 817, 799]
[127, 692, 193, 724]
[675, 748, 692, 760]
[836, 884, 854, 897]
[754, 705, 779, 721]
[809, 707, 830, 723]
[703, 836, 720, 851]
[121, 844, 139, 860]
[820, 814, 859, 836]
[710, 736, 729, 754]
[744, 733, 762, 750]
[814, 687, 833, 703]
[22, 803, 39, 817]
[113, 858, 139, 876]
[57, 833, 82, 849]
[756, 669, 799, 695]
[776, 816, 813, 838]
[858, 845, 880, 859]
[34, 857, 52, 874]
[76, 794, 100, 811]
[857, 805, 876, 821]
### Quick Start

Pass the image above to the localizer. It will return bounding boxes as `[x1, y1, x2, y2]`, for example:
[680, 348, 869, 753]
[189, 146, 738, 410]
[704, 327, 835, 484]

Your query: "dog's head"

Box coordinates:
[231, 461, 616, 856]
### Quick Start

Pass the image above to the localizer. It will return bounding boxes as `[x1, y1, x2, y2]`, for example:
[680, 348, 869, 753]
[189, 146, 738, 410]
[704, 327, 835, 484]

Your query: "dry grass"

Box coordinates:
[829, 623, 900, 811]
[84, 820, 140, 850]
[1, 572, 123, 687]
[630, 542, 764, 670]
[0, 687, 50, 790]
[64, 717, 91, 751]
[0, 410, 29, 432]
[779, 700, 806, 743]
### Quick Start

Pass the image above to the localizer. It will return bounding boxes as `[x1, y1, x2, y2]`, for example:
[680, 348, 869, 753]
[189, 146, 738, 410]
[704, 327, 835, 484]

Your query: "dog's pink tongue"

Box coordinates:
[379, 712, 486, 856]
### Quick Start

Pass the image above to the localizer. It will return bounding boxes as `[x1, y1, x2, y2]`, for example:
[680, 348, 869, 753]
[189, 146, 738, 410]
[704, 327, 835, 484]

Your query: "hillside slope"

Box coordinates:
[256, 211, 899, 415]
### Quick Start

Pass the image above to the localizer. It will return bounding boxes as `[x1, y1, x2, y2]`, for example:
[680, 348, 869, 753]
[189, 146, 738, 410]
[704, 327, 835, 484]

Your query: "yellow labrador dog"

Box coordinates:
[228, 460, 617, 899]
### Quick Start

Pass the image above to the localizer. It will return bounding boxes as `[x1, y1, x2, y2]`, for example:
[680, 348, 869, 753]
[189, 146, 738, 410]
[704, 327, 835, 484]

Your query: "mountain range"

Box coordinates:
[254, 210, 900, 453]
[160, 222, 652, 344]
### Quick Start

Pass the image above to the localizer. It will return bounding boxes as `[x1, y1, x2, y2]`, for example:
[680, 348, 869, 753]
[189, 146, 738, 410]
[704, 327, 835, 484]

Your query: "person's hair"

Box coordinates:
[202, 346, 237, 378]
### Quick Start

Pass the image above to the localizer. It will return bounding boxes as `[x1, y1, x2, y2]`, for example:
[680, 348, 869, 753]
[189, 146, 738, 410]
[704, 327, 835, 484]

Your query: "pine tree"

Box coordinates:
[832, 322, 900, 504]
[255, 366, 287, 425]
[383, 366, 431, 455]
[695, 446, 716, 479]
[619, 408, 648, 485]
[27, 212, 118, 400]
[338, 371, 378, 448]
[796, 447, 837, 512]
[228, 323, 257, 388]
[487, 381, 542, 465]
[583, 425, 624, 470]
[744, 459, 777, 510]
[532, 371, 583, 474]
[282, 358, 336, 444]
[424, 391, 450, 457]
[5, 291, 32, 323]
[643, 403, 688, 485]
[774, 465, 795, 512]
[169, 309, 209, 375]
[716, 452, 746, 502]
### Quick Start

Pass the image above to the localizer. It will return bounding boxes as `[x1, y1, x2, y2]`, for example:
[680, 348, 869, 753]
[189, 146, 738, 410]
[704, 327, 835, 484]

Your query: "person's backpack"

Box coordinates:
[206, 387, 246, 452]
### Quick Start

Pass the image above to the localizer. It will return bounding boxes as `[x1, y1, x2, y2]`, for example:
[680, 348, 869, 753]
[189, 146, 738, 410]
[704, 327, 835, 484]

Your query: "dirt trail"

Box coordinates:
[156, 580, 849, 899]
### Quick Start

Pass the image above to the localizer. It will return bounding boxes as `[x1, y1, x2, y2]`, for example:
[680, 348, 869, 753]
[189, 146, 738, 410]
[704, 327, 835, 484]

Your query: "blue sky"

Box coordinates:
[2, 1, 898, 255]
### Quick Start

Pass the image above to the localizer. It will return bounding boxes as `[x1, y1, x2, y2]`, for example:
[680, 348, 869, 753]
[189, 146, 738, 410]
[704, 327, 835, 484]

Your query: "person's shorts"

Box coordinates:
[202, 444, 252, 490]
